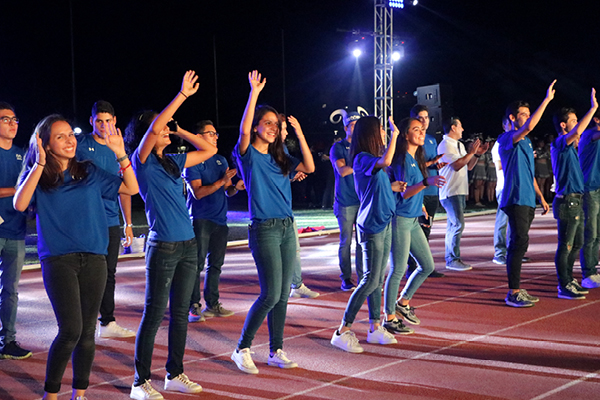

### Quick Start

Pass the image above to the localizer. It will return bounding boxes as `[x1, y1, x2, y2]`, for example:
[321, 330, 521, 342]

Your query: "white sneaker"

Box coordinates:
[130, 380, 163, 400]
[268, 349, 298, 368]
[582, 274, 600, 289]
[331, 330, 364, 353]
[366, 325, 398, 345]
[98, 321, 136, 338]
[164, 373, 202, 393]
[231, 348, 259, 374]
[289, 283, 320, 298]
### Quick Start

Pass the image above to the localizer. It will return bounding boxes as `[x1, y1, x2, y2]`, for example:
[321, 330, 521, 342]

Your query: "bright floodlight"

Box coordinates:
[74, 127, 82, 134]
[392, 51, 402, 61]
[352, 48, 362, 58]
[388, 0, 404, 8]
[412, 0, 418, 5]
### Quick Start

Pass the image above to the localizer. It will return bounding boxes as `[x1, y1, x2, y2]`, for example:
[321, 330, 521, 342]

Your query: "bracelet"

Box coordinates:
[422, 178, 429, 187]
[124, 224, 133, 228]
[36, 161, 45, 167]
[179, 91, 188, 99]
[119, 161, 132, 174]
[116, 154, 128, 163]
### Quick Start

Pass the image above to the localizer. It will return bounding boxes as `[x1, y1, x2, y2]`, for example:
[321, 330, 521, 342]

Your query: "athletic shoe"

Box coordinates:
[268, 349, 298, 369]
[492, 256, 506, 265]
[582, 274, 600, 289]
[395, 303, 421, 325]
[202, 303, 234, 318]
[331, 330, 364, 353]
[130, 380, 163, 400]
[446, 259, 472, 271]
[0, 341, 32, 360]
[505, 291, 534, 308]
[188, 303, 205, 323]
[289, 283, 320, 298]
[383, 318, 414, 335]
[164, 373, 202, 393]
[231, 348, 259, 374]
[429, 270, 445, 278]
[519, 289, 539, 303]
[98, 321, 136, 338]
[558, 283, 586, 300]
[522, 256, 532, 263]
[570, 279, 589, 294]
[366, 325, 398, 345]
[341, 279, 356, 292]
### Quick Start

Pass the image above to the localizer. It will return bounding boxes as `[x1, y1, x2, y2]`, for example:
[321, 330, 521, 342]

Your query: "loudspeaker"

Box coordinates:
[416, 84, 452, 108]
[427, 106, 443, 136]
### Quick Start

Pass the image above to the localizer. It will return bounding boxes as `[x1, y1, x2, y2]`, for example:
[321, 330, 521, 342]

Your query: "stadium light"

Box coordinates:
[388, 0, 404, 9]
[352, 48, 362, 58]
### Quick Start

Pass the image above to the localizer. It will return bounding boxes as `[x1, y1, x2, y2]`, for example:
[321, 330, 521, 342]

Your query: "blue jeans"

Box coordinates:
[42, 253, 107, 393]
[384, 217, 434, 315]
[334, 203, 363, 281]
[581, 188, 600, 278]
[134, 238, 198, 385]
[554, 195, 584, 287]
[290, 221, 303, 288]
[493, 190, 510, 259]
[0, 238, 25, 345]
[238, 217, 296, 353]
[440, 195, 466, 264]
[342, 223, 391, 326]
[190, 219, 228, 308]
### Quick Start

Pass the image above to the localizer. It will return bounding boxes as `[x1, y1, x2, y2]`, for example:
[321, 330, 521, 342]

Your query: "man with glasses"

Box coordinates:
[184, 120, 244, 322]
[0, 102, 31, 359]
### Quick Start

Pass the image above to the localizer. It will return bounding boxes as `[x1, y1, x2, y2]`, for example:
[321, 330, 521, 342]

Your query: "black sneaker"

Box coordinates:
[505, 291, 534, 308]
[395, 303, 421, 325]
[383, 318, 415, 335]
[341, 279, 356, 292]
[429, 270, 445, 278]
[570, 279, 589, 294]
[558, 283, 586, 300]
[0, 341, 32, 360]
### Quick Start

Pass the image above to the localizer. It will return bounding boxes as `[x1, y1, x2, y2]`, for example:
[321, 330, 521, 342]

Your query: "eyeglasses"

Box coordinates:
[202, 131, 219, 138]
[0, 116, 19, 124]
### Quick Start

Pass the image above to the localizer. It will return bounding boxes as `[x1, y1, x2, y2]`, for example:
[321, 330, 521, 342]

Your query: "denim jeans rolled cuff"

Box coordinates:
[553, 195, 584, 287]
[0, 238, 25, 345]
[504, 205, 534, 289]
[334, 203, 363, 281]
[290, 220, 303, 288]
[134, 238, 198, 385]
[581, 188, 600, 278]
[440, 195, 466, 264]
[238, 217, 296, 352]
[99, 225, 121, 325]
[493, 190, 509, 258]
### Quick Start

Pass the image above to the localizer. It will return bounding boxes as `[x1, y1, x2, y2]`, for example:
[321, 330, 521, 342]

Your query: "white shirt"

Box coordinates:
[491, 141, 504, 192]
[438, 135, 469, 200]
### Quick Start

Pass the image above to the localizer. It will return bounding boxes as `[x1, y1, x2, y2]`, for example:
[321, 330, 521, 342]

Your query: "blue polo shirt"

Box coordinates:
[353, 152, 395, 234]
[76, 134, 122, 227]
[578, 128, 600, 193]
[551, 135, 584, 196]
[0, 146, 25, 240]
[132, 150, 194, 242]
[422, 134, 438, 196]
[330, 139, 359, 207]
[389, 153, 424, 218]
[498, 132, 536, 208]
[183, 154, 229, 226]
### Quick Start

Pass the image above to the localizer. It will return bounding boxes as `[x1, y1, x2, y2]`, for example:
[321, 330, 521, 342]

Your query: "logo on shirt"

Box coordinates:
[411, 163, 416, 168]
[16, 154, 22, 161]
[216, 159, 223, 166]
[89, 147, 95, 152]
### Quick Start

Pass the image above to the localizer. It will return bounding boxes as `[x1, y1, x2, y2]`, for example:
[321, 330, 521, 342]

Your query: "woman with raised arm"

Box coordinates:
[231, 70, 314, 374]
[14, 115, 138, 400]
[124, 70, 217, 400]
[330, 116, 403, 353]
[383, 118, 446, 334]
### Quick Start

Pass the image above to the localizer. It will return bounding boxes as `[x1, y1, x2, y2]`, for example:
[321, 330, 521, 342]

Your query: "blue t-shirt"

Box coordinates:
[578, 128, 600, 192]
[389, 153, 424, 218]
[498, 132, 536, 208]
[422, 134, 438, 196]
[233, 143, 299, 223]
[330, 139, 359, 207]
[0, 146, 26, 240]
[76, 134, 121, 227]
[551, 135, 584, 196]
[353, 152, 395, 234]
[132, 150, 194, 242]
[29, 163, 121, 259]
[183, 154, 229, 226]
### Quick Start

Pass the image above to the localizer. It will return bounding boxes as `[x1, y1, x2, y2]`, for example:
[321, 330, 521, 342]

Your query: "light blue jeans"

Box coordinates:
[493, 190, 510, 259]
[290, 221, 303, 288]
[384, 216, 434, 315]
[342, 223, 391, 326]
[0, 238, 25, 345]
[334, 203, 363, 281]
[440, 195, 466, 264]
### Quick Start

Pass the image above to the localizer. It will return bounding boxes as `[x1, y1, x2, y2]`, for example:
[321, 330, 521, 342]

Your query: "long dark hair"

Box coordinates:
[22, 114, 89, 191]
[349, 116, 383, 162]
[392, 117, 428, 181]
[251, 105, 291, 176]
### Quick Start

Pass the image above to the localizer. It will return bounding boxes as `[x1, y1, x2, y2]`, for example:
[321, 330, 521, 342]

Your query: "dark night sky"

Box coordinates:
[2, 1, 599, 151]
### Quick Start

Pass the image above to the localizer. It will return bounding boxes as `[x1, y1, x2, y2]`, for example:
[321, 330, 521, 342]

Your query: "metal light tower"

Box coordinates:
[374, 0, 394, 130]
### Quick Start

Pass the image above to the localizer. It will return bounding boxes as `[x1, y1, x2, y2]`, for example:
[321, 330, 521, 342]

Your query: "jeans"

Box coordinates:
[503, 205, 535, 289]
[190, 219, 228, 308]
[581, 188, 600, 278]
[99, 226, 121, 325]
[334, 203, 363, 281]
[238, 217, 296, 353]
[553, 195, 584, 287]
[440, 195, 466, 264]
[408, 195, 438, 271]
[384, 217, 434, 315]
[134, 238, 198, 385]
[493, 190, 510, 259]
[0, 238, 25, 345]
[42, 253, 107, 393]
[290, 220, 303, 288]
[342, 223, 391, 325]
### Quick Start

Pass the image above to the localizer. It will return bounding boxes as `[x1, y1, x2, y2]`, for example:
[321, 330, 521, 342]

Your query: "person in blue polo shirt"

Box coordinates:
[550, 91, 597, 300]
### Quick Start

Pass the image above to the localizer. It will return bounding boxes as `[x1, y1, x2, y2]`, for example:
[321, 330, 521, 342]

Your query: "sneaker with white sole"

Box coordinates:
[289, 283, 320, 298]
[98, 321, 136, 338]
[130, 380, 163, 400]
[519, 289, 539, 303]
[582, 274, 600, 289]
[268, 349, 298, 368]
[366, 325, 398, 345]
[188, 303, 205, 322]
[331, 330, 364, 353]
[558, 283, 586, 300]
[570, 279, 589, 294]
[446, 259, 472, 271]
[395, 303, 421, 325]
[231, 348, 259, 374]
[202, 303, 234, 318]
[505, 291, 534, 307]
[164, 373, 202, 393]
[383, 318, 414, 335]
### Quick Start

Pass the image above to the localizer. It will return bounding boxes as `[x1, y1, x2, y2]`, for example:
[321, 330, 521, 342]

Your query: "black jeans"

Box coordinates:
[503, 205, 535, 289]
[553, 194, 584, 287]
[42, 253, 107, 393]
[99, 225, 121, 325]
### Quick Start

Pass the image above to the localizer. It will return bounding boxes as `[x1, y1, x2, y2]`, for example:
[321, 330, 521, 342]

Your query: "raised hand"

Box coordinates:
[546, 79, 557, 101]
[592, 88, 598, 109]
[288, 115, 304, 137]
[181, 70, 200, 98]
[248, 70, 266, 94]
[104, 121, 126, 158]
[469, 138, 481, 155]
[389, 116, 399, 136]
[35, 133, 46, 166]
